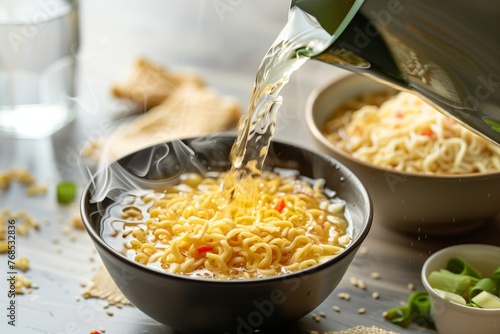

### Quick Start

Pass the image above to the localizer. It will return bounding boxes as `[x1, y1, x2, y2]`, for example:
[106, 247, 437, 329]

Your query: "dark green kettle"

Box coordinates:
[291, 0, 500, 145]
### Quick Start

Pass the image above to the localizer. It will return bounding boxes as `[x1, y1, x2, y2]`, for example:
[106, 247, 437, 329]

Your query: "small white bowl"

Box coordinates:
[421, 244, 500, 334]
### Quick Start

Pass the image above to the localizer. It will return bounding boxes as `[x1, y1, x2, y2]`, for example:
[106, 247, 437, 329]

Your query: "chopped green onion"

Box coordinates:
[491, 266, 500, 285]
[472, 291, 500, 309]
[384, 305, 411, 327]
[427, 257, 500, 309]
[384, 291, 431, 327]
[466, 302, 481, 308]
[427, 270, 474, 296]
[446, 257, 482, 278]
[469, 278, 499, 301]
[57, 181, 77, 204]
[434, 288, 466, 305]
[408, 291, 432, 324]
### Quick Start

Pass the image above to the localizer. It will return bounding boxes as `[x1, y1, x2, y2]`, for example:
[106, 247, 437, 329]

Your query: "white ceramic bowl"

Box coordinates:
[421, 244, 500, 334]
[306, 73, 500, 235]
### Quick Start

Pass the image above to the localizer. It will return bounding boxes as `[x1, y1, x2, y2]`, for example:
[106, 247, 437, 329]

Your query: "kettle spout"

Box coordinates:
[290, 0, 364, 40]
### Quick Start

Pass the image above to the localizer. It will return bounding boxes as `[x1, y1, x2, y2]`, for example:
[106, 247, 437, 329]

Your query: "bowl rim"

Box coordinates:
[80, 135, 373, 285]
[305, 73, 500, 180]
[421, 243, 500, 315]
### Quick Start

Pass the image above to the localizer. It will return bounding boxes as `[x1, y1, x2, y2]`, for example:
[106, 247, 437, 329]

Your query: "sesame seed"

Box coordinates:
[372, 291, 380, 299]
[332, 305, 341, 313]
[358, 308, 366, 314]
[370, 272, 381, 279]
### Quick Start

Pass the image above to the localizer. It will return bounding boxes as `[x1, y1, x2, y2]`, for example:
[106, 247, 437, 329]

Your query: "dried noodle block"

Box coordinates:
[81, 266, 131, 306]
[112, 58, 205, 110]
[106, 83, 241, 159]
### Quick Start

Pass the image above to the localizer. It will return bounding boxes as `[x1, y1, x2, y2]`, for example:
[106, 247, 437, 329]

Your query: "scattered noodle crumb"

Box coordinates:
[0, 241, 8, 253]
[11, 167, 36, 185]
[0, 171, 12, 189]
[25, 184, 48, 196]
[15, 257, 30, 272]
[0, 210, 40, 248]
[71, 214, 85, 230]
[14, 274, 33, 294]
[1, 167, 43, 192]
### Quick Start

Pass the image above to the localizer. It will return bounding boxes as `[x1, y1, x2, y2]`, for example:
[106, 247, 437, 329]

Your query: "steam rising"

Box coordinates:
[82, 135, 233, 206]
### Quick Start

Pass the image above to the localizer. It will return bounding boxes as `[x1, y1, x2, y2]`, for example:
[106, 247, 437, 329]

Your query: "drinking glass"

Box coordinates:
[0, 0, 79, 138]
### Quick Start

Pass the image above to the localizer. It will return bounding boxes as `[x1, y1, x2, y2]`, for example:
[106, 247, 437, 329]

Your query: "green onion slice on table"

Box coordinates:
[57, 181, 77, 204]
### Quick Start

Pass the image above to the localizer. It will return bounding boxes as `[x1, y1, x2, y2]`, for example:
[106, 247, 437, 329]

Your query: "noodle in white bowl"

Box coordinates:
[323, 91, 500, 175]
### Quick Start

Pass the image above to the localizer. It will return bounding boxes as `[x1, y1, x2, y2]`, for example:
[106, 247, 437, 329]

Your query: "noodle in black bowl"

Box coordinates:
[306, 73, 500, 235]
[80, 135, 372, 333]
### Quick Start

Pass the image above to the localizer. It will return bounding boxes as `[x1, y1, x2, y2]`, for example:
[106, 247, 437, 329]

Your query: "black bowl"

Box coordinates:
[80, 135, 372, 333]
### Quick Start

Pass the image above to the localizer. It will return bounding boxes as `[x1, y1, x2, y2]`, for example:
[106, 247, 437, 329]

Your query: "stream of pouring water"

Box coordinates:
[222, 6, 331, 203]
[87, 7, 333, 206]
